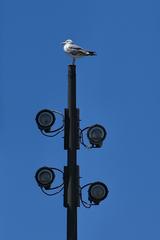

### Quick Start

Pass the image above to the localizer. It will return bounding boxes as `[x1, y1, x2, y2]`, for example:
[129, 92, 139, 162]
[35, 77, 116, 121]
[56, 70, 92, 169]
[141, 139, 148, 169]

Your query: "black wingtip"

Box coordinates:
[88, 51, 97, 56]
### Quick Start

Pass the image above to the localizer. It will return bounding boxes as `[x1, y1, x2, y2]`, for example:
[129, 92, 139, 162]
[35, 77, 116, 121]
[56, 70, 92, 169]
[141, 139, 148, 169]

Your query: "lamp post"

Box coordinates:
[64, 64, 79, 240]
[35, 64, 109, 240]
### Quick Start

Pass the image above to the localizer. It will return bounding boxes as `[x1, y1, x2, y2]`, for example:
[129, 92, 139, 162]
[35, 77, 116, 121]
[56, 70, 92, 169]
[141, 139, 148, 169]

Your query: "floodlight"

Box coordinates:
[88, 182, 109, 204]
[35, 167, 55, 189]
[35, 109, 55, 132]
[87, 124, 107, 147]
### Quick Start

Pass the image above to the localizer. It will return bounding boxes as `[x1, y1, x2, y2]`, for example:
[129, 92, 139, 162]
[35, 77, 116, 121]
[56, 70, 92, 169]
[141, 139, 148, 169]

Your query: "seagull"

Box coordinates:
[62, 39, 96, 65]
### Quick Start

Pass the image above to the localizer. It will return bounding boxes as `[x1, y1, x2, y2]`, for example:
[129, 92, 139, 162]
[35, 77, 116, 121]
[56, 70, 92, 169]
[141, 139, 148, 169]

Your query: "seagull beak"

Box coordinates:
[61, 41, 65, 45]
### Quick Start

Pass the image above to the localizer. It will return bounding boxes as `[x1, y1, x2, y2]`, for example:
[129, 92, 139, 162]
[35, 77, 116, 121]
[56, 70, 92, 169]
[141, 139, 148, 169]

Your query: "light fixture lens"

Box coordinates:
[87, 124, 106, 145]
[35, 167, 55, 189]
[36, 109, 55, 131]
[88, 182, 109, 204]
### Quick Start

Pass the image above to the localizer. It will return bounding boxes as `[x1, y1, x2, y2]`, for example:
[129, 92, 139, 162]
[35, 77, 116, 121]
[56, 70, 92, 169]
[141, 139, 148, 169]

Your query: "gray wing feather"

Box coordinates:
[69, 44, 83, 50]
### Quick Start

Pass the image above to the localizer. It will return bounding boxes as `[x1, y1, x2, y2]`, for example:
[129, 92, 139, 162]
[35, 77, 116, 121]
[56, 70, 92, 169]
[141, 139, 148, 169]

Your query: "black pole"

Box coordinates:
[64, 64, 80, 240]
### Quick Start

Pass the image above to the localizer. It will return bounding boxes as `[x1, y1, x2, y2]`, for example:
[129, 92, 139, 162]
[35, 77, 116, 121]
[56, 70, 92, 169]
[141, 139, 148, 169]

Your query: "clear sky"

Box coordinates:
[1, 0, 160, 239]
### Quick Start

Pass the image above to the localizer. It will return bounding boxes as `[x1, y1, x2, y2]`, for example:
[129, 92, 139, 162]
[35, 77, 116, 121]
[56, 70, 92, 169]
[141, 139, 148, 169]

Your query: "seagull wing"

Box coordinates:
[67, 43, 96, 57]
[68, 44, 90, 56]
[68, 43, 82, 50]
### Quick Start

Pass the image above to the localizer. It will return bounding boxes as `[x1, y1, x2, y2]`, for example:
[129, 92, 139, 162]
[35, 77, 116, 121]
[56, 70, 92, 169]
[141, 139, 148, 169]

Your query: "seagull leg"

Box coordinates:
[72, 58, 76, 65]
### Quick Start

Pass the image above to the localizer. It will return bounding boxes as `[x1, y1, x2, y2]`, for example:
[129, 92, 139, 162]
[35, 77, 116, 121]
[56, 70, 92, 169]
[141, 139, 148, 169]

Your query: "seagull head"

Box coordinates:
[61, 39, 73, 45]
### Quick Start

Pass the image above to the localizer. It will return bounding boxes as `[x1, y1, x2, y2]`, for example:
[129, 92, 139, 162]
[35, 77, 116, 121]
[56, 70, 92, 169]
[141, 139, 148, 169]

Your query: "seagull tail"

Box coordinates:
[87, 51, 96, 56]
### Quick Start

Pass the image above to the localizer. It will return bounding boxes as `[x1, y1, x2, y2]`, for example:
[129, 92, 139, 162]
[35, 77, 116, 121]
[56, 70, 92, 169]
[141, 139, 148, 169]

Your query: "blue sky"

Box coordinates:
[1, 0, 160, 239]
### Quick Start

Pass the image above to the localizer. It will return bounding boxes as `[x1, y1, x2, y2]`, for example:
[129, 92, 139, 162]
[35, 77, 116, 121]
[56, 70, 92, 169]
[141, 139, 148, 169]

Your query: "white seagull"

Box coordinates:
[62, 39, 96, 65]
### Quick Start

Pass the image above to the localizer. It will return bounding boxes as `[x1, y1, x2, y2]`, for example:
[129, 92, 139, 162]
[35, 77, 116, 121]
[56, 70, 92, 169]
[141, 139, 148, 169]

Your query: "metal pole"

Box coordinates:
[65, 64, 80, 240]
